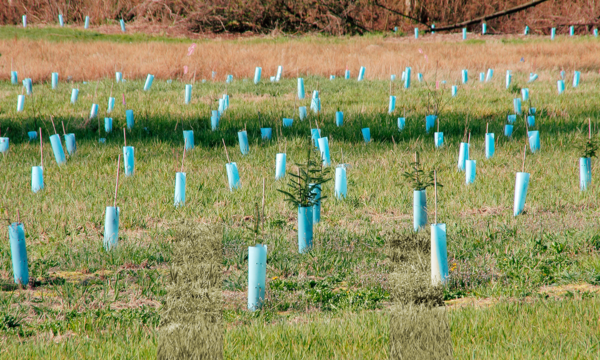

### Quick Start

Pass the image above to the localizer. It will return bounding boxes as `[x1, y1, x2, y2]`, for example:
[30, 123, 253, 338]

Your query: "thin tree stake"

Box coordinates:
[222, 139, 231, 163]
[181, 139, 187, 173]
[123, 128, 127, 147]
[486, 122, 489, 134]
[114, 154, 121, 209]
[50, 116, 57, 134]
[589, 118, 592, 139]
[522, 145, 527, 173]
[17, 209, 20, 224]
[39, 127, 43, 167]
[434, 170, 438, 224]
[62, 121, 66, 135]
[261, 178, 265, 232]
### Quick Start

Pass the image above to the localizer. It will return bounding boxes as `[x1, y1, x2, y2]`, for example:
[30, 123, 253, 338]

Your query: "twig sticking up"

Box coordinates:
[222, 139, 231, 163]
[522, 144, 527, 173]
[114, 154, 121, 209]
[181, 139, 187, 173]
[261, 178, 265, 232]
[17, 209, 20, 224]
[123, 128, 127, 147]
[39, 128, 43, 167]
[434, 170, 438, 224]
[50, 116, 57, 134]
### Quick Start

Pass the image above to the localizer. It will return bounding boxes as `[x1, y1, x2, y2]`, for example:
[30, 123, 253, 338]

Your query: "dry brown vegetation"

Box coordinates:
[1, 0, 598, 35]
[2, 35, 600, 83]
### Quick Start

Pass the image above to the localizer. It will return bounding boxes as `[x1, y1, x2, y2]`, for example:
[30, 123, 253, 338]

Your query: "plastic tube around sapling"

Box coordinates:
[557, 80, 565, 94]
[107, 97, 115, 113]
[260, 128, 272, 140]
[299, 106, 307, 120]
[275, 153, 286, 180]
[466, 160, 476, 184]
[90, 103, 98, 119]
[0, 137, 8, 154]
[254, 67, 262, 84]
[49, 134, 66, 165]
[513, 172, 530, 216]
[573, 71, 580, 88]
[506, 71, 512, 89]
[120, 19, 126, 32]
[413, 189, 427, 231]
[507, 114, 516, 124]
[185, 84, 192, 104]
[358, 66, 366, 81]
[398, 117, 405, 131]
[458, 142, 469, 171]
[22, 15, 26, 27]
[486, 68, 493, 82]
[174, 172, 186, 207]
[318, 137, 331, 167]
[434, 132, 444, 148]
[528, 131, 540, 153]
[530, 107, 536, 115]
[51, 72, 58, 89]
[143, 74, 154, 91]
[28, 131, 37, 140]
[311, 129, 322, 148]
[58, 14, 64, 27]
[504, 124, 513, 137]
[248, 244, 267, 310]
[570, 26, 574, 36]
[485, 133, 495, 158]
[238, 131, 249, 155]
[580, 157, 591, 191]
[297, 78, 305, 99]
[183, 130, 194, 150]
[335, 165, 347, 199]
[116, 72, 122, 83]
[64, 133, 76, 156]
[31, 166, 43, 193]
[123, 146, 134, 176]
[482, 23, 487, 34]
[9, 222, 29, 286]
[404, 67, 411, 89]
[226, 162, 241, 191]
[104, 207, 120, 250]
[514, 98, 522, 115]
[388, 96, 396, 114]
[336, 111, 343, 127]
[283, 118, 293, 127]
[24, 79, 32, 95]
[105, 118, 113, 133]
[431, 223, 449, 286]
[418, 73, 423, 82]
[11, 71, 18, 84]
[84, 16, 89, 29]
[426, 115, 437, 133]
[414, 28, 419, 39]
[361, 128, 371, 143]
[126, 110, 134, 129]
[345, 69, 350, 79]
[276, 65, 283, 81]
[211, 114, 219, 131]
[451, 86, 457, 97]
[521, 88, 529, 101]
[311, 183, 321, 224]
[479, 72, 485, 82]
[527, 116, 535, 127]
[461, 69, 468, 84]
[551, 28, 556, 40]
[17, 95, 25, 112]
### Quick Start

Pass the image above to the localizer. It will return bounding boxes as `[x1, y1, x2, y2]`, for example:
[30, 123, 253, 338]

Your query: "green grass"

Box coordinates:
[0, 72, 599, 357]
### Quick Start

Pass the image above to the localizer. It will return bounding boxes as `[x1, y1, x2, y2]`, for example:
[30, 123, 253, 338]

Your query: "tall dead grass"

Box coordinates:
[1, 35, 600, 83]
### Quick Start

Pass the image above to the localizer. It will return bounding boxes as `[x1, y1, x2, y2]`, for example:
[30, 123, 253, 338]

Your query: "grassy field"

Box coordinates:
[1, 32, 600, 358]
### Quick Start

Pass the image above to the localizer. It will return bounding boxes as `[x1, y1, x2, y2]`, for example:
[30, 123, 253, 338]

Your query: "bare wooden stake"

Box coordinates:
[50, 116, 57, 134]
[468, 132, 471, 144]
[181, 139, 187, 173]
[486, 122, 489, 134]
[522, 144, 527, 173]
[261, 178, 266, 232]
[434, 170, 438, 224]
[39, 128, 43, 167]
[114, 154, 121, 209]
[222, 138, 231, 163]
[61, 121, 66, 135]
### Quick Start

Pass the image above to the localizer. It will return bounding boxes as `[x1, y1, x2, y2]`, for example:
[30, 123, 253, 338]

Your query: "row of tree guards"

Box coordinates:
[411, 25, 599, 40]
[4, 69, 596, 316]
[20, 15, 126, 32]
